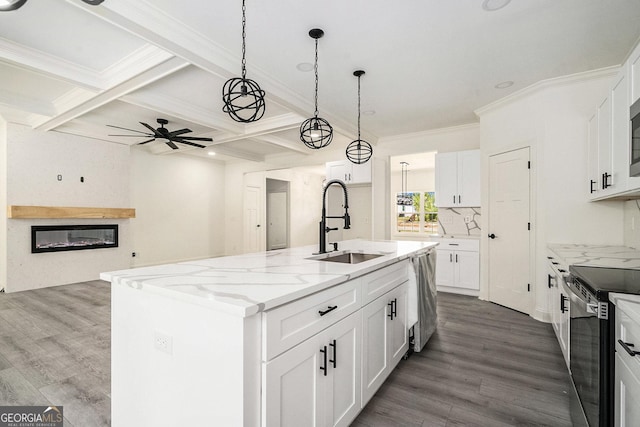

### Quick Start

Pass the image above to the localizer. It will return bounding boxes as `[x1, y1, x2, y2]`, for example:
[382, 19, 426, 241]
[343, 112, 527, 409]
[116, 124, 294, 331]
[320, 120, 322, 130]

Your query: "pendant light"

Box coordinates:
[221, 0, 266, 123]
[346, 70, 373, 164]
[300, 28, 333, 149]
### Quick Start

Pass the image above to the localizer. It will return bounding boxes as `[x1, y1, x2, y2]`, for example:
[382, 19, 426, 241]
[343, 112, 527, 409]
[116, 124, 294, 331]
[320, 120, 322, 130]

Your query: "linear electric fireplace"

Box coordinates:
[31, 225, 118, 253]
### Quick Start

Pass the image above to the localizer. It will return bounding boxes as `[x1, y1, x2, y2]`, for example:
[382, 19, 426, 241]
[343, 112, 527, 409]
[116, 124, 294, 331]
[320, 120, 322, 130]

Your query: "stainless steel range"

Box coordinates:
[567, 265, 640, 427]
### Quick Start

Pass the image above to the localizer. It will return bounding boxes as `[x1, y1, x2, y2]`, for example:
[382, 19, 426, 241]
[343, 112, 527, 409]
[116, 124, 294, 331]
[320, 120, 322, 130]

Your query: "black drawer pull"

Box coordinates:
[619, 340, 640, 357]
[319, 305, 337, 316]
[320, 346, 327, 376]
[590, 179, 596, 193]
[387, 300, 394, 319]
[548, 274, 553, 289]
[329, 339, 337, 369]
[560, 294, 567, 313]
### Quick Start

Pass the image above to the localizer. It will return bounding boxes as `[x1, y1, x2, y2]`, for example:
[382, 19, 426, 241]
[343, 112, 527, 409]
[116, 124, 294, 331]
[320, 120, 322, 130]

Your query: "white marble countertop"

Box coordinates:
[547, 244, 640, 269]
[101, 239, 437, 318]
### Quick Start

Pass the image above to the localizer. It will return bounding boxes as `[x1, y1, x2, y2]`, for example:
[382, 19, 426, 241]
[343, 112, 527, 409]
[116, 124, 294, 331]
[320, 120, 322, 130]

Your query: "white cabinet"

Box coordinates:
[326, 160, 371, 185]
[546, 255, 570, 368]
[361, 281, 408, 405]
[435, 150, 480, 207]
[612, 296, 640, 427]
[630, 40, 640, 105]
[433, 239, 479, 295]
[264, 310, 362, 427]
[587, 113, 599, 196]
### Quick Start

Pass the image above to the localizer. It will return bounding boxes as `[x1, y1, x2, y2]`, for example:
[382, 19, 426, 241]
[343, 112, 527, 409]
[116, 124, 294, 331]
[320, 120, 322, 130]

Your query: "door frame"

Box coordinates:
[481, 144, 537, 317]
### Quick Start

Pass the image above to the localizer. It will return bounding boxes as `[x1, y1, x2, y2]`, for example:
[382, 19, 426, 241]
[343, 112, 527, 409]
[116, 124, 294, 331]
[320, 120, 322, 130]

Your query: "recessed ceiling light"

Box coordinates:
[296, 62, 314, 72]
[482, 0, 511, 12]
[207, 151, 216, 156]
[362, 110, 376, 116]
[494, 81, 514, 89]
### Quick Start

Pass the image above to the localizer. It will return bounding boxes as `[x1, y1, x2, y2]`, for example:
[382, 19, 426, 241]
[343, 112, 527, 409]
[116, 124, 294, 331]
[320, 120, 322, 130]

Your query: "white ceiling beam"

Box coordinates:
[33, 57, 189, 131]
[251, 135, 309, 155]
[0, 89, 57, 117]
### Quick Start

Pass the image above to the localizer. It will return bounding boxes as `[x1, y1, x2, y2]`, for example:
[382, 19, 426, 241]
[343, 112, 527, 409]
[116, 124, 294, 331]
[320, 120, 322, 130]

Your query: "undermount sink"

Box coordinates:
[309, 251, 383, 264]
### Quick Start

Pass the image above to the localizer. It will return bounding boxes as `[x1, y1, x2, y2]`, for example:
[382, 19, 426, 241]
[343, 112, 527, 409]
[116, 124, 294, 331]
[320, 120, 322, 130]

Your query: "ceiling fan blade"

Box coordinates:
[175, 140, 206, 149]
[109, 134, 154, 137]
[137, 138, 156, 145]
[177, 136, 213, 142]
[140, 122, 159, 135]
[167, 128, 192, 137]
[107, 124, 150, 135]
[166, 141, 179, 150]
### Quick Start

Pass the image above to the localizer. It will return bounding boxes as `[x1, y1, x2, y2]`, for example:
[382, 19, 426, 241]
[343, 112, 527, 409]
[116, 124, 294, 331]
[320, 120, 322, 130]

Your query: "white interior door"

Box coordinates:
[244, 172, 265, 253]
[488, 147, 531, 314]
[267, 191, 288, 250]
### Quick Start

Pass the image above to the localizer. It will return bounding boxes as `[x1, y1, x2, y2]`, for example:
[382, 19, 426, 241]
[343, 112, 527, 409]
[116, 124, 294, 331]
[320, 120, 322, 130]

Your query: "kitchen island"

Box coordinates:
[101, 239, 437, 427]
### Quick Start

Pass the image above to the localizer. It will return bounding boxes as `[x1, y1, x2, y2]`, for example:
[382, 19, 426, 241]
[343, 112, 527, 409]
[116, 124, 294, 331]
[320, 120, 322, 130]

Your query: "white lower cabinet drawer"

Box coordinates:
[616, 300, 640, 375]
[615, 351, 640, 427]
[263, 279, 362, 361]
[362, 260, 408, 305]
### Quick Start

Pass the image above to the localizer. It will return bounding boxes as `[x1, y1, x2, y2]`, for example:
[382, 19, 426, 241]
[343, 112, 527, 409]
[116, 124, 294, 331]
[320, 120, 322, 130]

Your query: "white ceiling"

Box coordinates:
[1, 0, 639, 163]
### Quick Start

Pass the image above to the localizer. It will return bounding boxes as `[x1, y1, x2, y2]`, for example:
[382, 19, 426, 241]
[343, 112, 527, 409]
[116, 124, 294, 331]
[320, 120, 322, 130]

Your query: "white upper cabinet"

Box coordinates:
[435, 149, 480, 207]
[587, 113, 600, 197]
[631, 40, 640, 105]
[597, 96, 614, 196]
[326, 160, 371, 185]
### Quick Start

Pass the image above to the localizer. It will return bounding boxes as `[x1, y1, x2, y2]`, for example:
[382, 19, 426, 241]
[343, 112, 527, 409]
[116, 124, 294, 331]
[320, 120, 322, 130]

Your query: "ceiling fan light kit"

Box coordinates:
[346, 70, 373, 164]
[221, 0, 266, 123]
[300, 28, 333, 150]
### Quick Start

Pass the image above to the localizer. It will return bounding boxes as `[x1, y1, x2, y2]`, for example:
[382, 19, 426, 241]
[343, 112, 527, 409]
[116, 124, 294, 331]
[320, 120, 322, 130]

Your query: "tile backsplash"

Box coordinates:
[438, 207, 481, 237]
[624, 200, 640, 249]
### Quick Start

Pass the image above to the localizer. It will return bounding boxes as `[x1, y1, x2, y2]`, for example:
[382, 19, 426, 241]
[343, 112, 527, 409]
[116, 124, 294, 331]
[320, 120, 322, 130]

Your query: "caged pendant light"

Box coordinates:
[346, 70, 373, 164]
[221, 0, 266, 123]
[300, 28, 333, 149]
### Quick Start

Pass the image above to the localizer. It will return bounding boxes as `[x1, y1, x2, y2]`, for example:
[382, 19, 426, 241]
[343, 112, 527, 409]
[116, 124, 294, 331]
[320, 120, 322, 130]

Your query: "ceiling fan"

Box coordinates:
[107, 118, 213, 150]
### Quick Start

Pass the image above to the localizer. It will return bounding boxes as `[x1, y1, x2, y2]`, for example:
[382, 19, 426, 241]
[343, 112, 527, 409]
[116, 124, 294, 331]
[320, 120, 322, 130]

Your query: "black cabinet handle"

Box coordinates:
[618, 340, 640, 357]
[602, 172, 611, 189]
[453, 195, 456, 204]
[560, 294, 567, 313]
[488, 233, 496, 239]
[387, 300, 394, 319]
[455, 254, 458, 263]
[548, 274, 554, 289]
[449, 253, 453, 262]
[458, 195, 461, 204]
[590, 179, 596, 193]
[329, 339, 337, 369]
[320, 346, 327, 375]
[319, 305, 338, 316]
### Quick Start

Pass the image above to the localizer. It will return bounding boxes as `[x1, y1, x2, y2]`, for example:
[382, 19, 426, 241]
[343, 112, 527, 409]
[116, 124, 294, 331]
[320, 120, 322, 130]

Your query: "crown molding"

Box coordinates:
[474, 66, 620, 117]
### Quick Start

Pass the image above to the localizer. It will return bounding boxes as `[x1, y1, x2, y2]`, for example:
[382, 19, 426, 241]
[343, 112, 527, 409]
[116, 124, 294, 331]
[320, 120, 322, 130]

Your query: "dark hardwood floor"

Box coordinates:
[354, 292, 573, 427]
[0, 283, 572, 426]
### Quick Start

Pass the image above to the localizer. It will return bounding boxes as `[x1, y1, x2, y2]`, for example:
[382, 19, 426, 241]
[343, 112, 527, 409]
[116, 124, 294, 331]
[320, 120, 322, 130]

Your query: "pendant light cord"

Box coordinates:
[357, 74, 361, 141]
[241, 0, 247, 80]
[314, 38, 319, 118]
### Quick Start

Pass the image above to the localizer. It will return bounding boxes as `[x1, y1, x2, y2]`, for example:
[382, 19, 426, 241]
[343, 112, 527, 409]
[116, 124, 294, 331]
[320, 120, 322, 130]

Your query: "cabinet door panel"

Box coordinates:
[388, 282, 409, 368]
[435, 249, 455, 287]
[263, 335, 322, 427]
[327, 161, 350, 182]
[361, 295, 389, 405]
[458, 150, 481, 207]
[611, 71, 629, 193]
[615, 352, 640, 427]
[587, 113, 599, 198]
[597, 96, 613, 195]
[435, 152, 458, 207]
[325, 312, 362, 427]
[454, 251, 479, 290]
[350, 162, 372, 184]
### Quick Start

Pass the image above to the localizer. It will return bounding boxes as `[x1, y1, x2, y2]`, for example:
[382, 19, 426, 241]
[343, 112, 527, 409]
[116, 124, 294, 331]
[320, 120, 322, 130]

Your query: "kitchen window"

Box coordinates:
[396, 191, 438, 234]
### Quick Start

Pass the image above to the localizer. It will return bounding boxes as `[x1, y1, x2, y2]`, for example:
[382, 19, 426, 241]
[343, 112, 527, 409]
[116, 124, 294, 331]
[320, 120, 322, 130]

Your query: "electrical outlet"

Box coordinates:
[154, 332, 173, 355]
[464, 215, 471, 224]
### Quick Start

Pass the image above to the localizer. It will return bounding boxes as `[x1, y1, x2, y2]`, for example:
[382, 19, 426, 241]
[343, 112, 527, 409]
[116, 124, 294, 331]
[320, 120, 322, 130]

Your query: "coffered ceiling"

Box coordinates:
[1, 0, 640, 163]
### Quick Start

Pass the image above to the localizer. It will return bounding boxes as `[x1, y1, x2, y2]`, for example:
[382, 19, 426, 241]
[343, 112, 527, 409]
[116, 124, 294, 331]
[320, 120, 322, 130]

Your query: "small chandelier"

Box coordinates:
[221, 0, 266, 123]
[346, 70, 373, 164]
[300, 28, 333, 149]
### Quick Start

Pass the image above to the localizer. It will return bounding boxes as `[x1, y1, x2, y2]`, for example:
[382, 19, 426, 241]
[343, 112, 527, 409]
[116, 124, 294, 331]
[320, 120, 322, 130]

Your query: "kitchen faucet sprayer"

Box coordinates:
[317, 179, 350, 254]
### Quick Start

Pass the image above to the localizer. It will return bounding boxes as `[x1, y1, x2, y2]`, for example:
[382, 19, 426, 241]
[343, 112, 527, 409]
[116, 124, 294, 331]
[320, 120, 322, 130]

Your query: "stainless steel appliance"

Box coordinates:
[631, 97, 640, 177]
[567, 265, 640, 427]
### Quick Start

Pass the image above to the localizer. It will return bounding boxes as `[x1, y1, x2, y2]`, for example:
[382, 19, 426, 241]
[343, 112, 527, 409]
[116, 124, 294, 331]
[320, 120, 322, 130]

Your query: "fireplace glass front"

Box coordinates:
[31, 225, 118, 253]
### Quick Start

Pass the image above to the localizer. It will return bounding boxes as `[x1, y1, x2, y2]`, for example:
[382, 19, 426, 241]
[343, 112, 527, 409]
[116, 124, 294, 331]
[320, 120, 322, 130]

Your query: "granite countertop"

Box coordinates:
[547, 244, 640, 269]
[101, 239, 437, 318]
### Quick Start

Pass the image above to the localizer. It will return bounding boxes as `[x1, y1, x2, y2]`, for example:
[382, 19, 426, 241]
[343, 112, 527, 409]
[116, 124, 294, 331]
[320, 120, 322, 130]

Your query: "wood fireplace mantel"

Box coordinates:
[7, 205, 136, 219]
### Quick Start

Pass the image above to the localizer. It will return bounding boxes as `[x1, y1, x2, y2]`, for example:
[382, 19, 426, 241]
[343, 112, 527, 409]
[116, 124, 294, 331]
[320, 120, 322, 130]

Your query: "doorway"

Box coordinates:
[488, 147, 532, 314]
[266, 179, 289, 251]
